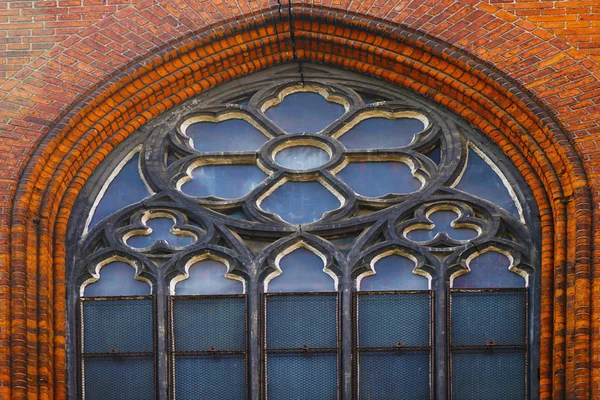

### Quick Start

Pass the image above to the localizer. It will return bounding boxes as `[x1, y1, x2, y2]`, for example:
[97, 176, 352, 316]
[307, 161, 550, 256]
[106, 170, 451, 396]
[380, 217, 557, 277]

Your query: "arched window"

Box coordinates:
[68, 65, 539, 399]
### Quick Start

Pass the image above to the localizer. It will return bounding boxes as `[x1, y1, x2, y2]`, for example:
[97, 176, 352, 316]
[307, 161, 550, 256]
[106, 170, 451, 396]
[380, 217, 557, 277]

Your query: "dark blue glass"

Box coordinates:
[126, 218, 195, 248]
[175, 355, 246, 400]
[84, 356, 154, 400]
[359, 351, 430, 400]
[83, 261, 151, 297]
[175, 259, 244, 295]
[181, 164, 267, 199]
[337, 161, 421, 197]
[89, 153, 150, 229]
[453, 251, 526, 288]
[186, 119, 268, 152]
[339, 117, 424, 149]
[260, 181, 341, 224]
[267, 353, 338, 400]
[267, 248, 335, 292]
[425, 146, 441, 164]
[456, 148, 520, 217]
[274, 146, 330, 170]
[407, 210, 478, 242]
[265, 92, 345, 133]
[359, 255, 428, 291]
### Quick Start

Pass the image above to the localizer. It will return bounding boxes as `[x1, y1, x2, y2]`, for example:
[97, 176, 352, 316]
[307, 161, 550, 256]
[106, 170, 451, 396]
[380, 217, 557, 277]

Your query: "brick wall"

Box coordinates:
[0, 1, 599, 399]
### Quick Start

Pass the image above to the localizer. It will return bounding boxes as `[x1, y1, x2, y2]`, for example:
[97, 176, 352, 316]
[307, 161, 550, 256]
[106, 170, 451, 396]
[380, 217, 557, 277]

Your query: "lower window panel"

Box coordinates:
[451, 349, 526, 400]
[174, 354, 246, 400]
[266, 352, 338, 400]
[83, 355, 154, 400]
[358, 350, 430, 400]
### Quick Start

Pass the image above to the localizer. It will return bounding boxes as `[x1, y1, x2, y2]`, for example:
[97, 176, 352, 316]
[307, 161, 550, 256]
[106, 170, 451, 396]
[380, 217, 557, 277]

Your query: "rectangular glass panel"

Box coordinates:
[267, 353, 338, 400]
[82, 298, 153, 354]
[451, 290, 526, 346]
[83, 356, 154, 400]
[172, 296, 246, 351]
[175, 355, 246, 400]
[358, 350, 430, 400]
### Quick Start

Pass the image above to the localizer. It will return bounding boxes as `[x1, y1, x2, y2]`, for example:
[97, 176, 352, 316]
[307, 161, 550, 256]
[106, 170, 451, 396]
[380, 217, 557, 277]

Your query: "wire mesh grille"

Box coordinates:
[174, 355, 246, 400]
[172, 296, 246, 351]
[451, 290, 526, 346]
[82, 298, 154, 354]
[358, 350, 430, 400]
[357, 292, 430, 348]
[267, 353, 338, 400]
[265, 294, 338, 349]
[451, 349, 526, 400]
[83, 355, 154, 400]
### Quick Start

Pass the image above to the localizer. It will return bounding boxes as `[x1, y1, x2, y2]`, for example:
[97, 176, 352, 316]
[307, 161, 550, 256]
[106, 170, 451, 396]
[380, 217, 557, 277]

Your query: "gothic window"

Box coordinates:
[68, 65, 539, 399]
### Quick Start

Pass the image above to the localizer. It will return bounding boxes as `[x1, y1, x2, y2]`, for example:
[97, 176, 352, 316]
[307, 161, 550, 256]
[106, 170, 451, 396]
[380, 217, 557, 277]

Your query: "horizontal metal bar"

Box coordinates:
[451, 345, 527, 351]
[263, 292, 338, 297]
[82, 352, 154, 358]
[356, 290, 432, 296]
[266, 348, 338, 354]
[357, 346, 431, 352]
[80, 295, 153, 301]
[450, 288, 527, 294]
[170, 294, 246, 300]
[174, 350, 246, 356]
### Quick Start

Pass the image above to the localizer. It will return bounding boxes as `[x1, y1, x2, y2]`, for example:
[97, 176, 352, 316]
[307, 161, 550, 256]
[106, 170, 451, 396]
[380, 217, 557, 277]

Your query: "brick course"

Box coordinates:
[0, 1, 599, 399]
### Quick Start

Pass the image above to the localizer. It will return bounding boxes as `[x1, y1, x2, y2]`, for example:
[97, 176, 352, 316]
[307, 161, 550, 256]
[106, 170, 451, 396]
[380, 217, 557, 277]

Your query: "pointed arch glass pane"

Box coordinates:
[264, 92, 345, 133]
[456, 148, 520, 218]
[174, 259, 244, 295]
[181, 164, 267, 199]
[126, 218, 196, 248]
[89, 153, 151, 229]
[453, 251, 526, 288]
[83, 261, 151, 297]
[267, 248, 335, 292]
[186, 119, 268, 152]
[338, 117, 424, 150]
[260, 181, 341, 224]
[359, 255, 428, 291]
[336, 161, 422, 197]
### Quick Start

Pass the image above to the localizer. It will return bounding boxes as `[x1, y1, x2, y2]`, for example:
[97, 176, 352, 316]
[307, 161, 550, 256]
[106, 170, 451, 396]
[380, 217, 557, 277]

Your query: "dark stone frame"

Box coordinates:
[66, 64, 541, 400]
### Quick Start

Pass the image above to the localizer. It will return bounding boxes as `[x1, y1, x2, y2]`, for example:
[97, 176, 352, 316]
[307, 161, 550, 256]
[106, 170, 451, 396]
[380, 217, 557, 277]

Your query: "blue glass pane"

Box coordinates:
[89, 153, 150, 229]
[186, 119, 268, 152]
[451, 291, 526, 346]
[173, 296, 245, 351]
[452, 349, 526, 400]
[126, 218, 195, 248]
[456, 148, 520, 217]
[360, 255, 428, 291]
[337, 162, 421, 197]
[407, 210, 478, 242]
[453, 251, 525, 288]
[83, 298, 153, 353]
[339, 117, 424, 150]
[425, 146, 441, 164]
[175, 259, 244, 295]
[84, 261, 150, 297]
[260, 181, 341, 224]
[84, 356, 154, 400]
[265, 92, 345, 133]
[266, 294, 337, 349]
[359, 351, 430, 400]
[358, 292, 430, 347]
[181, 164, 267, 199]
[274, 146, 330, 170]
[175, 355, 246, 400]
[268, 248, 334, 293]
[267, 353, 338, 400]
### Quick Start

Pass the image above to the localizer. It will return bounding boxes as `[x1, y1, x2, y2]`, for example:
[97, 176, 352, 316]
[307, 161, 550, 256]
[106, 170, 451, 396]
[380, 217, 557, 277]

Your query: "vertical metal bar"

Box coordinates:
[434, 275, 448, 400]
[248, 279, 261, 400]
[340, 275, 352, 399]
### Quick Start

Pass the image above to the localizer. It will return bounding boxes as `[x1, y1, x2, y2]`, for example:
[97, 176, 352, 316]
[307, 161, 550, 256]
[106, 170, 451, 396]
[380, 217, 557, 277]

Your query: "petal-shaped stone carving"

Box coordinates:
[181, 164, 267, 199]
[260, 181, 342, 224]
[126, 217, 196, 249]
[406, 210, 479, 242]
[336, 161, 422, 197]
[265, 92, 345, 133]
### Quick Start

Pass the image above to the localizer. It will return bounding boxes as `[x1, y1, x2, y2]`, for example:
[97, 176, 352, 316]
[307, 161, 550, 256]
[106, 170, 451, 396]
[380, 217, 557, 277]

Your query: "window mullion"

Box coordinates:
[156, 281, 169, 400]
[248, 279, 261, 400]
[340, 274, 353, 399]
[434, 275, 448, 400]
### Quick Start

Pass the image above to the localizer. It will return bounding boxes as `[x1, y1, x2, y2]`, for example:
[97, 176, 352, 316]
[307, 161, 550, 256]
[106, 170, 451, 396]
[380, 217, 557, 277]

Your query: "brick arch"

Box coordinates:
[7, 5, 593, 400]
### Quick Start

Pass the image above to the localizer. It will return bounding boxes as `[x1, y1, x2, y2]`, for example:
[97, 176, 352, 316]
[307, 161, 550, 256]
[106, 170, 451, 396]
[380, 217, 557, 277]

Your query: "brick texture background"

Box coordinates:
[0, 1, 599, 399]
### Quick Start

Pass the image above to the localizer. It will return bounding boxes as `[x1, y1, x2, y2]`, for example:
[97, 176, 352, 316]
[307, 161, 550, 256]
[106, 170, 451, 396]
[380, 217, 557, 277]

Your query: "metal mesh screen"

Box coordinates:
[358, 350, 430, 400]
[82, 298, 154, 354]
[451, 349, 526, 400]
[172, 296, 246, 351]
[83, 355, 154, 400]
[266, 294, 338, 349]
[357, 292, 430, 348]
[267, 353, 338, 400]
[175, 355, 246, 400]
[451, 290, 526, 346]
